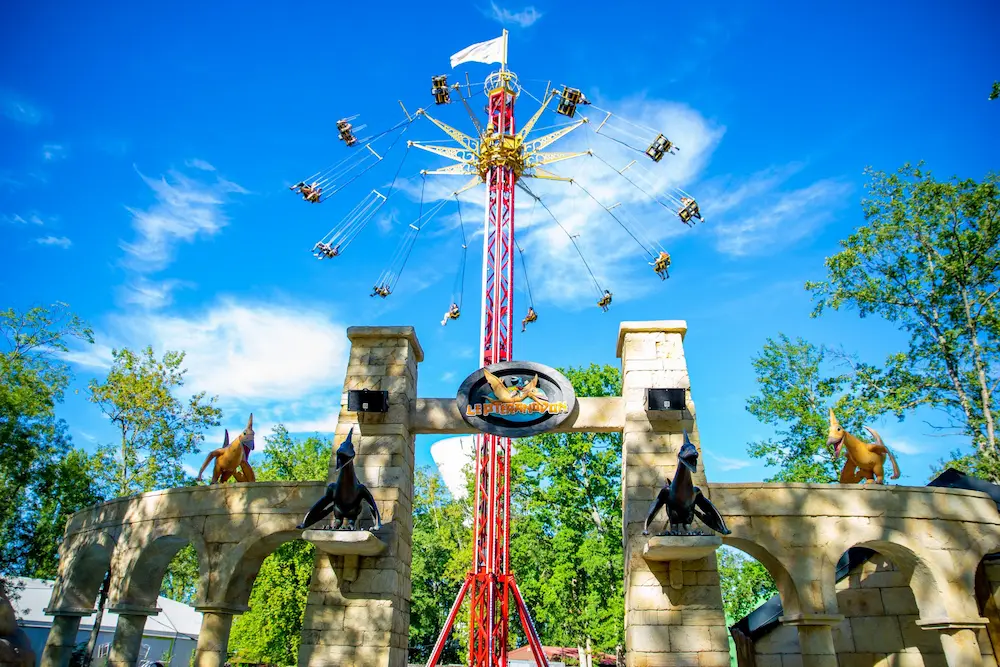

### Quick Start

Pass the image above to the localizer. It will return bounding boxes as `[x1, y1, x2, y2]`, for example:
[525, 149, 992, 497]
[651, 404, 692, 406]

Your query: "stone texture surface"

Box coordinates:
[619, 321, 731, 667]
[756, 554, 999, 667]
[299, 326, 420, 667]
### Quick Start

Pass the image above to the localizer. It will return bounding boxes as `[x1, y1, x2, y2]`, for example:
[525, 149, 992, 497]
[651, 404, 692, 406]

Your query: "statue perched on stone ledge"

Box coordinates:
[643, 431, 731, 537]
[827, 408, 901, 484]
[297, 428, 382, 531]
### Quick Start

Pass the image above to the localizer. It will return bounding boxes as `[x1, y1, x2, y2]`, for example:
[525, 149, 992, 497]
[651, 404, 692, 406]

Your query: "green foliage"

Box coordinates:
[88, 346, 222, 497]
[16, 449, 104, 578]
[408, 468, 470, 663]
[991, 82, 999, 101]
[745, 335, 889, 482]
[510, 363, 624, 653]
[228, 540, 315, 666]
[805, 164, 1000, 479]
[716, 547, 777, 621]
[0, 303, 99, 580]
[255, 425, 330, 482]
[160, 545, 200, 605]
[225, 426, 332, 663]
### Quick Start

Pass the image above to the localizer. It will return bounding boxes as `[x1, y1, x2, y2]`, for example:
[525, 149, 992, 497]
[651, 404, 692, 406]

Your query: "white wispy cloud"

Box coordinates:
[704, 166, 852, 257]
[185, 158, 216, 172]
[36, 235, 71, 249]
[42, 143, 67, 161]
[3, 213, 45, 225]
[117, 277, 193, 310]
[1, 90, 43, 125]
[60, 298, 350, 433]
[487, 1, 542, 27]
[707, 451, 753, 471]
[121, 165, 247, 273]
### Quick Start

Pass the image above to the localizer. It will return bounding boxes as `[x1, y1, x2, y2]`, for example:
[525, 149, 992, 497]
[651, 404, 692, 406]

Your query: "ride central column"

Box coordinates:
[470, 70, 517, 667]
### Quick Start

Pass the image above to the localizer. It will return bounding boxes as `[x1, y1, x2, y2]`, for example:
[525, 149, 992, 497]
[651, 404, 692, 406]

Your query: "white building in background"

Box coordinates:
[430, 435, 476, 499]
[12, 578, 201, 667]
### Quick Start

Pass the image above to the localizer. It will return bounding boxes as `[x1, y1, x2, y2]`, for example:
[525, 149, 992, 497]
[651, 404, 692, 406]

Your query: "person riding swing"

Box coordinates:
[597, 290, 613, 312]
[651, 250, 671, 280]
[441, 303, 461, 326]
[521, 306, 537, 332]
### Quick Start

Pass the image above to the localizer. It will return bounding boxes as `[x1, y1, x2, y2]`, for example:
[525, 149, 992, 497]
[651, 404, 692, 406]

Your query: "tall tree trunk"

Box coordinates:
[84, 569, 111, 666]
[585, 636, 594, 667]
[960, 286, 998, 454]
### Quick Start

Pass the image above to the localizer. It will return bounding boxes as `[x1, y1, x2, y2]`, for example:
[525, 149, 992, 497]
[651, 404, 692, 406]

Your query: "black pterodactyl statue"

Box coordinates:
[642, 430, 731, 537]
[297, 428, 382, 531]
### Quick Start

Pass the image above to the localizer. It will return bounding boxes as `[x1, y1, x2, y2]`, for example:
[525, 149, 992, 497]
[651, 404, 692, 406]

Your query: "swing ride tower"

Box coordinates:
[294, 28, 707, 667]
[423, 61, 549, 667]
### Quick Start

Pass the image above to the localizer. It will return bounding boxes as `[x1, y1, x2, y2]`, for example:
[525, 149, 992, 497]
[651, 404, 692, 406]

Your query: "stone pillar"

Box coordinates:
[107, 606, 158, 667]
[299, 326, 421, 667]
[617, 321, 730, 667]
[193, 607, 240, 667]
[917, 619, 989, 667]
[39, 611, 87, 667]
[780, 613, 842, 667]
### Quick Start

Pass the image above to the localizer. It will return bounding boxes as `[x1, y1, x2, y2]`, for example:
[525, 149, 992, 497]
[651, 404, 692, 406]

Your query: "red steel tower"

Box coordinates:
[424, 67, 550, 667]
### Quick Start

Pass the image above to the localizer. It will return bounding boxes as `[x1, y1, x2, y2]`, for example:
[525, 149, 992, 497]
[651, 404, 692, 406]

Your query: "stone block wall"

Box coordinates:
[754, 555, 999, 667]
[298, 327, 422, 667]
[617, 321, 731, 667]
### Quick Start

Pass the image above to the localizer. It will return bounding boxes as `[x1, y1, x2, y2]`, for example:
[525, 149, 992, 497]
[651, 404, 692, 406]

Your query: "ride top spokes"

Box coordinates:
[286, 31, 711, 666]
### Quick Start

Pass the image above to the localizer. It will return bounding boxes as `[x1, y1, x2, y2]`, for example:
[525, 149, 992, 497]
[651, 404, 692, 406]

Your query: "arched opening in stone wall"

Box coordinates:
[975, 551, 1000, 665]
[112, 532, 208, 667]
[55, 535, 116, 665]
[228, 537, 314, 666]
[717, 546, 778, 663]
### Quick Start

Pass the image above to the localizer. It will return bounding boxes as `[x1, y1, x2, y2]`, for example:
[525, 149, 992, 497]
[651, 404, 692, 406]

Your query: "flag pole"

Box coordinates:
[502, 29, 508, 71]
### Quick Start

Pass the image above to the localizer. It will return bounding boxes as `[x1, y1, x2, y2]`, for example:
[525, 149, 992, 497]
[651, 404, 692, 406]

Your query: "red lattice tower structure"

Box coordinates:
[424, 68, 550, 667]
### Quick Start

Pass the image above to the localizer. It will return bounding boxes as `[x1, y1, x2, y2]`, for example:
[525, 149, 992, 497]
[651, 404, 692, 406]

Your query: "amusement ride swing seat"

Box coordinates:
[337, 119, 359, 146]
[597, 290, 613, 311]
[645, 133, 675, 162]
[556, 85, 586, 118]
[431, 75, 451, 105]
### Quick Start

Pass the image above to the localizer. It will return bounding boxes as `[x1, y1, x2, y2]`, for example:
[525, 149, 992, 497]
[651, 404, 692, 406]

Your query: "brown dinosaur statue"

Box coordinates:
[197, 414, 257, 484]
[827, 408, 901, 484]
[0, 587, 35, 667]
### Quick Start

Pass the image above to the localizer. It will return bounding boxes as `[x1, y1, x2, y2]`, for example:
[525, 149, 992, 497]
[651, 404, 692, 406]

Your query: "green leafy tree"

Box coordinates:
[510, 364, 624, 657]
[806, 164, 1000, 479]
[408, 468, 470, 663]
[716, 547, 777, 622]
[88, 346, 222, 497]
[228, 540, 315, 665]
[745, 335, 894, 482]
[159, 545, 200, 605]
[15, 449, 104, 578]
[990, 82, 999, 101]
[254, 425, 329, 482]
[228, 427, 330, 664]
[0, 303, 95, 579]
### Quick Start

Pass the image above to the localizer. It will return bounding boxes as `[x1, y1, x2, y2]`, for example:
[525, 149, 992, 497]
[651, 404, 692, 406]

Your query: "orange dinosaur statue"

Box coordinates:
[827, 408, 901, 484]
[197, 413, 257, 484]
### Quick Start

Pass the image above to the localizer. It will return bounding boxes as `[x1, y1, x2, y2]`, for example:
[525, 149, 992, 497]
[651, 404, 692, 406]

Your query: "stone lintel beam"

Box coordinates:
[916, 617, 990, 630]
[779, 613, 844, 626]
[193, 604, 249, 615]
[43, 607, 95, 617]
[410, 397, 623, 434]
[616, 320, 688, 357]
[347, 326, 424, 362]
[106, 604, 161, 617]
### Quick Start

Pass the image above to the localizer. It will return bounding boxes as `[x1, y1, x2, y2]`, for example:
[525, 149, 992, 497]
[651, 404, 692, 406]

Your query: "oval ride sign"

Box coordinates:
[456, 361, 577, 438]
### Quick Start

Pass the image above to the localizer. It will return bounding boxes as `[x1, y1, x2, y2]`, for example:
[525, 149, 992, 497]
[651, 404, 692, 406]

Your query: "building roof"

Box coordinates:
[508, 645, 616, 665]
[731, 468, 1000, 641]
[11, 578, 202, 639]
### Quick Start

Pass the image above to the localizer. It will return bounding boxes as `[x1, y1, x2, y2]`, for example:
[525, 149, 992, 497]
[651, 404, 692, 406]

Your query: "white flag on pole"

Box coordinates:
[450, 35, 505, 69]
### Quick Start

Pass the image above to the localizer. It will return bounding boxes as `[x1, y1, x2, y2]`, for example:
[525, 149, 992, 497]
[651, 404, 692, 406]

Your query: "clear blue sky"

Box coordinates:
[1, 0, 998, 485]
